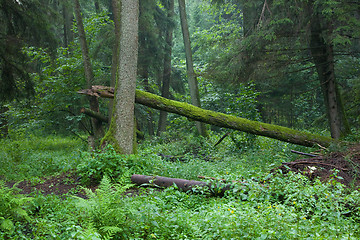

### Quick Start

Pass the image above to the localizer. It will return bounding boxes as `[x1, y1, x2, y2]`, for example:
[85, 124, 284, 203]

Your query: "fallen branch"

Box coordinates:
[214, 132, 231, 147]
[81, 107, 108, 123]
[290, 150, 319, 157]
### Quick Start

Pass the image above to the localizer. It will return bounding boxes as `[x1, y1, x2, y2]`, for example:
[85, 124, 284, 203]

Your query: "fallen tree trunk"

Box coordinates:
[78, 86, 335, 147]
[131, 174, 232, 195]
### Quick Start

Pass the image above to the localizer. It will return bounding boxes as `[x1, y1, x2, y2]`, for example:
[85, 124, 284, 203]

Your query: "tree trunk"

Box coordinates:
[178, 0, 208, 138]
[79, 86, 335, 147]
[102, 0, 139, 154]
[62, 1, 73, 48]
[109, 0, 121, 122]
[157, 0, 174, 136]
[309, 7, 351, 139]
[74, 0, 104, 141]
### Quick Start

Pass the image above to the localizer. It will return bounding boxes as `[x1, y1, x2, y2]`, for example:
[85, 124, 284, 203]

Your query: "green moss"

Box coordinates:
[135, 89, 335, 147]
[100, 117, 138, 154]
[101, 123, 124, 154]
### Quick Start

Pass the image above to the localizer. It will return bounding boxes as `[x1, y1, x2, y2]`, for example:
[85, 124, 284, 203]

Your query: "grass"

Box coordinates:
[1, 133, 360, 239]
[0, 135, 86, 181]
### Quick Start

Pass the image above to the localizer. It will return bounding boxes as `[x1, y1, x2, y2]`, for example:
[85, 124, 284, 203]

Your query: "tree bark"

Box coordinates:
[109, 0, 121, 122]
[78, 86, 335, 147]
[157, 0, 175, 136]
[102, 0, 139, 154]
[74, 0, 104, 141]
[178, 0, 208, 138]
[309, 4, 351, 139]
[62, 0, 73, 48]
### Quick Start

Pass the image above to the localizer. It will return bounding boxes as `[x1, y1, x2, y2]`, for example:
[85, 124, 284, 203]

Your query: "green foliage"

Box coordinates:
[5, 10, 114, 136]
[191, 1, 243, 64]
[74, 171, 360, 239]
[0, 182, 33, 238]
[75, 176, 134, 239]
[77, 145, 163, 186]
[77, 145, 129, 186]
[1, 135, 360, 239]
[28, 192, 101, 239]
[0, 0, 57, 102]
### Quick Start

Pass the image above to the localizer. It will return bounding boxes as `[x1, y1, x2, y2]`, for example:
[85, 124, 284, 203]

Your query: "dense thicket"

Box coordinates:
[0, 0, 359, 145]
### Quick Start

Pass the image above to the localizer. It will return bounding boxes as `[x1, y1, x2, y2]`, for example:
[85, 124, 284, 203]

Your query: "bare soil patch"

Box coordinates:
[5, 172, 95, 198]
[4, 171, 150, 198]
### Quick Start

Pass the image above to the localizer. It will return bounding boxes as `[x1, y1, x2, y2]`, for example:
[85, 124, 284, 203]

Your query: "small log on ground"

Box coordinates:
[131, 174, 232, 195]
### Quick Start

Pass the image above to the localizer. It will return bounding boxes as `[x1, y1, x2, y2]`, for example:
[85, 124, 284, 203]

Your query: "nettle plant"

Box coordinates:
[77, 145, 163, 186]
[77, 145, 128, 186]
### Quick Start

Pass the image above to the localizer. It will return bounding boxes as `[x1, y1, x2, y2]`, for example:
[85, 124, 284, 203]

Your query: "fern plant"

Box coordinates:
[75, 176, 134, 239]
[0, 181, 33, 237]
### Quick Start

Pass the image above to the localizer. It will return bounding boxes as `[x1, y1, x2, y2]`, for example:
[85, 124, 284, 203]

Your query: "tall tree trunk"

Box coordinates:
[102, 0, 139, 154]
[62, 0, 73, 48]
[109, 0, 121, 122]
[178, 0, 208, 138]
[157, 0, 174, 136]
[74, 0, 104, 142]
[309, 10, 351, 139]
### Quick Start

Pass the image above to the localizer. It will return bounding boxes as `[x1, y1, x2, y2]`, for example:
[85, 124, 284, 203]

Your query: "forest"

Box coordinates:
[1, 0, 360, 239]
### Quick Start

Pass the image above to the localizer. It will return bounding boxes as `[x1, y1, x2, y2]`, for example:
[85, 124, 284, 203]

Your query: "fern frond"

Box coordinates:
[100, 226, 123, 240]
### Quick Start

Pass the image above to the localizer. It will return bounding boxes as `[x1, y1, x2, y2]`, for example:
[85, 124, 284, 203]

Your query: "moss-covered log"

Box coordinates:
[78, 86, 335, 147]
[80, 107, 108, 123]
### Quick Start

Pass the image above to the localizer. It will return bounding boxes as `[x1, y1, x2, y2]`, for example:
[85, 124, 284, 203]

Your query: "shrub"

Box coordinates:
[77, 145, 128, 186]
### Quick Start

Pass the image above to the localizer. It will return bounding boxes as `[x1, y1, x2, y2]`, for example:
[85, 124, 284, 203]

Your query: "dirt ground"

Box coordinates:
[5, 143, 360, 197]
[5, 171, 93, 198]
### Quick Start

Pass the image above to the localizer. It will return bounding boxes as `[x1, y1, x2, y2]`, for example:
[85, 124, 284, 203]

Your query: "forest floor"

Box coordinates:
[6, 144, 360, 198]
[4, 171, 93, 198]
[277, 144, 360, 187]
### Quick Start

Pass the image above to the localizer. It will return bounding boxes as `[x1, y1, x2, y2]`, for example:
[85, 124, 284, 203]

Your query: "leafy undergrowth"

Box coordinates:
[1, 134, 360, 239]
